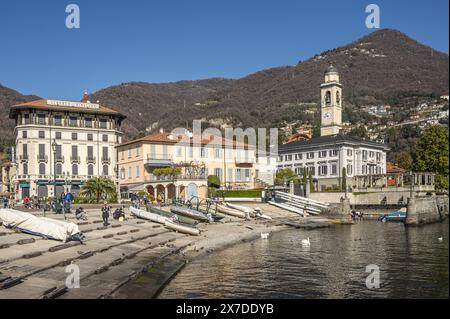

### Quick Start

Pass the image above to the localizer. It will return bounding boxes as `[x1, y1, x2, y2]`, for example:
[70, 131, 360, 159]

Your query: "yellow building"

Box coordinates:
[117, 131, 257, 201]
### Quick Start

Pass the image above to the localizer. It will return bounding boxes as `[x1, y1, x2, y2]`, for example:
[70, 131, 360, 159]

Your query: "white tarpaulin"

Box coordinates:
[0, 208, 82, 242]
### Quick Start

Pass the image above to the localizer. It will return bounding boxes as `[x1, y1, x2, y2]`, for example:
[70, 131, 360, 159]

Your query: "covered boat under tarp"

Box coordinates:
[0, 208, 83, 242]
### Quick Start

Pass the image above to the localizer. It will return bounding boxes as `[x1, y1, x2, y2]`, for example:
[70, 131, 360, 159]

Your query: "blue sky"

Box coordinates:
[0, 0, 448, 100]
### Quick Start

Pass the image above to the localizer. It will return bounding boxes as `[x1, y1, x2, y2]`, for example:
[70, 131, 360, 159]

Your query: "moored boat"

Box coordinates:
[379, 208, 407, 222]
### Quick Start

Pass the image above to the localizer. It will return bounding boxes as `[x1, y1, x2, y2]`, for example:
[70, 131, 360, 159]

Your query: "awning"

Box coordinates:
[19, 183, 30, 188]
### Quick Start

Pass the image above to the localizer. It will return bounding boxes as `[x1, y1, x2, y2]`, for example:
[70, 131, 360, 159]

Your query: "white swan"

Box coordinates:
[261, 232, 270, 239]
[301, 237, 311, 246]
[438, 237, 443, 241]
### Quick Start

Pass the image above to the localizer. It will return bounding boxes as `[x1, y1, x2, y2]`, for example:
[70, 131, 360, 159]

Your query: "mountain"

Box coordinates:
[91, 29, 449, 136]
[0, 29, 448, 150]
[0, 85, 40, 154]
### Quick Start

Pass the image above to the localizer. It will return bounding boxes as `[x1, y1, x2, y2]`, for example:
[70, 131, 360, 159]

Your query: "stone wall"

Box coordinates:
[405, 195, 449, 226]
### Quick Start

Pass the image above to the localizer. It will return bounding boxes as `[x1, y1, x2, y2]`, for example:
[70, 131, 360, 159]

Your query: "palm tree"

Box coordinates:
[81, 177, 116, 203]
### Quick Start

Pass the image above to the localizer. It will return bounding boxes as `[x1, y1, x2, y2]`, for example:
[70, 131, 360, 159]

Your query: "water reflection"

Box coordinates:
[159, 220, 449, 299]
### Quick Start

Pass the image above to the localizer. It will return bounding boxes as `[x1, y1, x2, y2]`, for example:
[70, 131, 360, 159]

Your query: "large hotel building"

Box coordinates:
[9, 97, 126, 200]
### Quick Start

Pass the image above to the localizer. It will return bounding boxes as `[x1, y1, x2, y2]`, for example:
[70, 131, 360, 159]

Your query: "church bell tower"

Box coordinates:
[320, 65, 343, 137]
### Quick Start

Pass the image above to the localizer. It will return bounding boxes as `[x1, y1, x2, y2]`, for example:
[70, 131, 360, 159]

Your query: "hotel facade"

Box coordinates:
[117, 131, 258, 201]
[9, 98, 126, 200]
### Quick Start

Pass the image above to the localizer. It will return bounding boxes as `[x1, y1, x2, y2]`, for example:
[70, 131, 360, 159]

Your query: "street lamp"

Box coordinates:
[51, 139, 57, 216]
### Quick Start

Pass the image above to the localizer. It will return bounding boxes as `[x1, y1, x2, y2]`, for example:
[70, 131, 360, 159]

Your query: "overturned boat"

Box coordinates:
[170, 206, 211, 222]
[225, 202, 272, 220]
[0, 208, 83, 242]
[130, 206, 200, 236]
[146, 205, 199, 226]
[215, 204, 247, 219]
[379, 208, 407, 223]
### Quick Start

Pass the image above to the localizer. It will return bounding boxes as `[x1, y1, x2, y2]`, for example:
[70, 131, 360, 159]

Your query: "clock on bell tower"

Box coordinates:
[320, 65, 343, 137]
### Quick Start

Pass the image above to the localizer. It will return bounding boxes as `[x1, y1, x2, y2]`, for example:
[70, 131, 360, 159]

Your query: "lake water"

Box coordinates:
[159, 220, 449, 299]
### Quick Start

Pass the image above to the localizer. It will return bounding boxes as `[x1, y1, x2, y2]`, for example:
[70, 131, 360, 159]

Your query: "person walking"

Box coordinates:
[64, 191, 73, 213]
[102, 202, 110, 226]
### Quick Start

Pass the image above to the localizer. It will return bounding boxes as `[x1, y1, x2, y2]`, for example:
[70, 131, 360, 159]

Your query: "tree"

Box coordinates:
[414, 125, 449, 191]
[207, 175, 221, 188]
[341, 167, 347, 191]
[348, 126, 368, 138]
[81, 177, 117, 203]
[396, 151, 413, 170]
[275, 168, 298, 185]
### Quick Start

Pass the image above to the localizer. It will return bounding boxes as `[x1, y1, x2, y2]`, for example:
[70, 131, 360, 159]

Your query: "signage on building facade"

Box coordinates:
[47, 99, 100, 109]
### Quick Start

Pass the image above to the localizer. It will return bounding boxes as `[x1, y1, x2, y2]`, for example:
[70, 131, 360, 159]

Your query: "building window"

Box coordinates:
[100, 119, 107, 129]
[55, 132, 62, 139]
[88, 164, 94, 176]
[347, 149, 352, 156]
[39, 163, 46, 175]
[369, 151, 375, 158]
[102, 134, 108, 142]
[347, 164, 353, 175]
[331, 163, 337, 175]
[295, 153, 302, 160]
[214, 147, 221, 159]
[23, 163, 28, 175]
[285, 154, 292, 161]
[136, 166, 140, 177]
[38, 131, 45, 139]
[214, 168, 223, 180]
[376, 152, 381, 162]
[319, 151, 327, 158]
[69, 116, 77, 126]
[136, 146, 140, 157]
[72, 164, 78, 175]
[362, 150, 368, 161]
[307, 152, 315, 159]
[103, 165, 109, 176]
[22, 131, 27, 138]
[128, 167, 132, 179]
[120, 168, 125, 179]
[23, 114, 30, 125]
[72, 133, 78, 140]
[128, 148, 132, 158]
[329, 149, 338, 157]
[121, 151, 124, 160]
[54, 115, 62, 126]
[87, 133, 93, 141]
[201, 147, 207, 158]
[37, 114, 46, 125]
[278, 156, 283, 162]
[227, 168, 233, 182]
[56, 164, 62, 175]
[319, 164, 327, 176]
[85, 118, 92, 128]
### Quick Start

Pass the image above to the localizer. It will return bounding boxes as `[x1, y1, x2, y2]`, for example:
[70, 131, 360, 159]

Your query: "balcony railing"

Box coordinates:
[19, 154, 29, 162]
[37, 155, 48, 163]
[70, 156, 80, 164]
[144, 173, 207, 183]
[86, 156, 96, 164]
[145, 154, 173, 167]
[101, 157, 111, 164]
[235, 157, 256, 165]
[55, 155, 65, 163]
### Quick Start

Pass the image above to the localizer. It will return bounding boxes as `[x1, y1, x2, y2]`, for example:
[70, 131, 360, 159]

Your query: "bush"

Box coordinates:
[207, 175, 221, 188]
[209, 189, 262, 198]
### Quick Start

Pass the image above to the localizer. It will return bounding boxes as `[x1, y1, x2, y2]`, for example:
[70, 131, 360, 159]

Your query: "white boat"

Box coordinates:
[225, 202, 253, 214]
[164, 220, 200, 236]
[0, 208, 82, 242]
[130, 207, 200, 236]
[130, 206, 169, 225]
[216, 204, 247, 218]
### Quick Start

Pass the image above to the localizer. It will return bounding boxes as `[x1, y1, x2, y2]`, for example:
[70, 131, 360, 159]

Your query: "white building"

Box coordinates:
[9, 98, 126, 200]
[278, 66, 389, 191]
